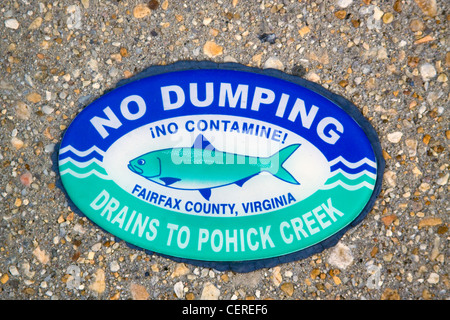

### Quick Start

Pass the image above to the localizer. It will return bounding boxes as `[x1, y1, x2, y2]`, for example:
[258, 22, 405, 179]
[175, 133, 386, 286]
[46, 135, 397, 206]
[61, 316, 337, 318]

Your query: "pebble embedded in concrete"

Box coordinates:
[0, 0, 447, 302]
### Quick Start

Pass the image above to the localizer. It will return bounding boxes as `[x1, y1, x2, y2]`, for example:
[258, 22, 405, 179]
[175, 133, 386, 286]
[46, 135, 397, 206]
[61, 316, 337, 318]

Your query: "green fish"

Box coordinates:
[128, 134, 300, 200]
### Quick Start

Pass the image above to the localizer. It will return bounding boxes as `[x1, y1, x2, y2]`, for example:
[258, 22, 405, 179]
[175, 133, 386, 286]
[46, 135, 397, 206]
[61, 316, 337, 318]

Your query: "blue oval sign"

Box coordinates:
[58, 62, 384, 272]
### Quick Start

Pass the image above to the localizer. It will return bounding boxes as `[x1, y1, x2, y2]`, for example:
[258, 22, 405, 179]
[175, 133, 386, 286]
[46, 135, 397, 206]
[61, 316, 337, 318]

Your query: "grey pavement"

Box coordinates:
[0, 0, 448, 300]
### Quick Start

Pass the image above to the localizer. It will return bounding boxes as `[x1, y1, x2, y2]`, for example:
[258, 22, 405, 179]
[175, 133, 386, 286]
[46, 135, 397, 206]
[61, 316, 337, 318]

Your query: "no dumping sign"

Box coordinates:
[58, 62, 384, 272]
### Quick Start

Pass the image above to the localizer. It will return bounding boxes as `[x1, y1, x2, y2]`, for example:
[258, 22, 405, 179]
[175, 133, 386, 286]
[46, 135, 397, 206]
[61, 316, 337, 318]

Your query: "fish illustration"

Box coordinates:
[128, 134, 300, 200]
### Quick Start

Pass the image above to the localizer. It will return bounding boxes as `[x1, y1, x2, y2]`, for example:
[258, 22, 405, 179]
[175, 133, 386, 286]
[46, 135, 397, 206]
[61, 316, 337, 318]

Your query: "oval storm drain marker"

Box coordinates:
[58, 61, 384, 272]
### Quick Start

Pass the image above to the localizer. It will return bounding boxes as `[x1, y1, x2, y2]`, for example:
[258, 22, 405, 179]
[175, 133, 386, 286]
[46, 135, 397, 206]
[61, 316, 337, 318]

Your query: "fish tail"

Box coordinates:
[268, 144, 300, 185]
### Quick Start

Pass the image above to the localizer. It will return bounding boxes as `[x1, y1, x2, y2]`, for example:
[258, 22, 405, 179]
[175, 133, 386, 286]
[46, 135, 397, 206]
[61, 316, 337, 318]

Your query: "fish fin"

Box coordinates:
[273, 167, 300, 185]
[199, 188, 212, 201]
[270, 144, 301, 185]
[159, 177, 181, 186]
[235, 176, 252, 187]
[192, 134, 215, 151]
[277, 144, 301, 165]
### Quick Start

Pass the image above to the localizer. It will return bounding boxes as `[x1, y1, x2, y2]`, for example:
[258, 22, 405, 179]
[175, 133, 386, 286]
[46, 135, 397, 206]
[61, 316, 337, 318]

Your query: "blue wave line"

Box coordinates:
[58, 150, 104, 162]
[330, 162, 377, 174]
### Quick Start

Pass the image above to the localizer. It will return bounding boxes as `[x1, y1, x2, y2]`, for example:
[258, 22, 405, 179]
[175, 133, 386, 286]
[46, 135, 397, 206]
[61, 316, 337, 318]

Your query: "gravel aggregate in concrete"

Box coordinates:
[0, 0, 448, 300]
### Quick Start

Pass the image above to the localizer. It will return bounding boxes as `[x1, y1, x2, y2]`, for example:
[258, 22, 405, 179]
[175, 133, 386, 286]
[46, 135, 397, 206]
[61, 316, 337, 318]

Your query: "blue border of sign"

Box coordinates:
[54, 61, 384, 273]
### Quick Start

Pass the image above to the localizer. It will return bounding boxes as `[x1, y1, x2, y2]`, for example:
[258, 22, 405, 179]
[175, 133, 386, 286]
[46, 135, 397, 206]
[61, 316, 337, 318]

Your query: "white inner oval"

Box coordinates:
[102, 115, 330, 216]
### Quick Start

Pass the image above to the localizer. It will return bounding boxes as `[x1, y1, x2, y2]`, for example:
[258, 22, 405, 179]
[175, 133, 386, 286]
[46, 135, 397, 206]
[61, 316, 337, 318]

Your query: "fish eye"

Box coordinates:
[137, 159, 145, 165]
